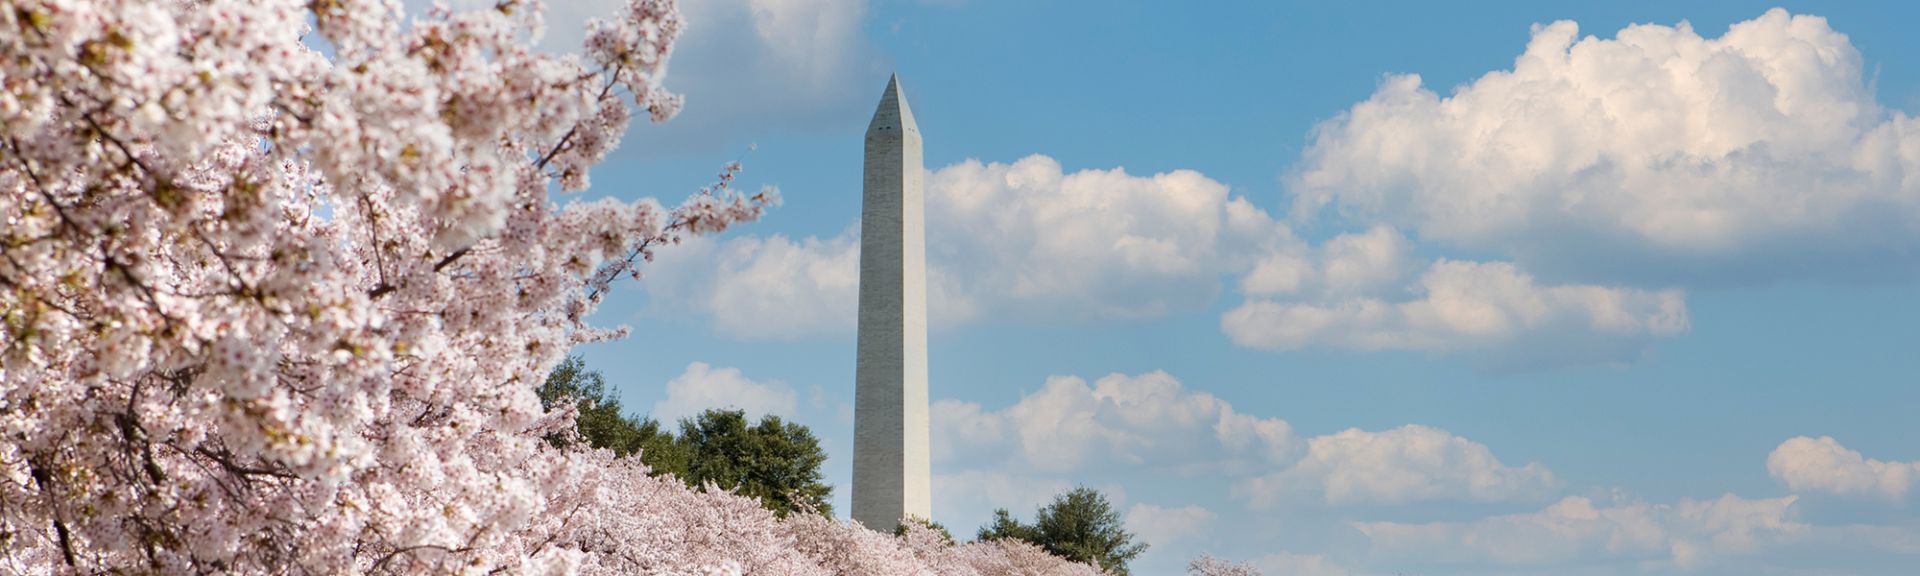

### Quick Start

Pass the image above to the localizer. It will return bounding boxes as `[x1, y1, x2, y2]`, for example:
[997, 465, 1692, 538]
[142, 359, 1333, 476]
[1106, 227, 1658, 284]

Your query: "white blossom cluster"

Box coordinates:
[1185, 555, 1261, 576]
[552, 458, 1115, 576]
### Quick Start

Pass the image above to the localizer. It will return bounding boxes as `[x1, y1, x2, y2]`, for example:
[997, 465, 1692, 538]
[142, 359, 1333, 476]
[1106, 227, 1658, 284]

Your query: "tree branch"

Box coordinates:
[27, 462, 77, 567]
[533, 66, 624, 171]
[376, 64, 626, 298]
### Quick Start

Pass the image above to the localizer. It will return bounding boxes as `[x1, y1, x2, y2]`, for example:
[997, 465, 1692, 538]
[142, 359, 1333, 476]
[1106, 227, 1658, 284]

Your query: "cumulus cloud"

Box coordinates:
[1292, 9, 1920, 284]
[648, 155, 1289, 337]
[1240, 226, 1413, 300]
[644, 153, 1685, 365]
[1235, 425, 1559, 507]
[925, 155, 1286, 322]
[657, 0, 873, 146]
[1223, 260, 1689, 360]
[1769, 436, 1920, 501]
[926, 373, 1913, 572]
[642, 229, 860, 339]
[1250, 553, 1353, 576]
[651, 362, 798, 423]
[935, 371, 1550, 510]
[436, 0, 868, 85]
[1355, 494, 1806, 570]
[732, 0, 866, 86]
[931, 371, 1298, 474]
[433, 0, 874, 149]
[1125, 504, 1217, 548]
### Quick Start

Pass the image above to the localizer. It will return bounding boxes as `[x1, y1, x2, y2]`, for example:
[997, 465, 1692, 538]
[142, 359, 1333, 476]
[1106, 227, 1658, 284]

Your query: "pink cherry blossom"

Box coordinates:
[0, 1, 1135, 574]
[0, 0, 768, 571]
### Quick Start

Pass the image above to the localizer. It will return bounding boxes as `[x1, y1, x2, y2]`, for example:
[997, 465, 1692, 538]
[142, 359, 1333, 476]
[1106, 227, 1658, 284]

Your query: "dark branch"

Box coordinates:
[27, 462, 77, 567]
[533, 66, 624, 171]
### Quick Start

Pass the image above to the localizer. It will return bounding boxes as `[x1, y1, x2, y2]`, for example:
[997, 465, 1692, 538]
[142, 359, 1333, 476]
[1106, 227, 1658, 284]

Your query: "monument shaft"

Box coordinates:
[852, 75, 930, 530]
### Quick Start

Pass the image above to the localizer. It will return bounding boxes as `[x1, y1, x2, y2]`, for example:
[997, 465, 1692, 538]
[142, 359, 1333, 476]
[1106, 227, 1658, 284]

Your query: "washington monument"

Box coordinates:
[852, 74, 931, 531]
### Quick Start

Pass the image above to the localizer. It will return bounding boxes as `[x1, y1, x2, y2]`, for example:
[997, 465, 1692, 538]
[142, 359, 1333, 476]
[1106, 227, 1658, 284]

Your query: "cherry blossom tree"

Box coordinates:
[0, 0, 1135, 574]
[1, 0, 769, 572]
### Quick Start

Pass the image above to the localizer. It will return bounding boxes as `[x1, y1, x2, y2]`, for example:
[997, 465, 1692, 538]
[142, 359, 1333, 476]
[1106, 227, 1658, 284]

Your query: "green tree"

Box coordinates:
[976, 508, 1042, 542]
[975, 487, 1148, 576]
[677, 409, 834, 518]
[628, 417, 689, 478]
[536, 355, 685, 476]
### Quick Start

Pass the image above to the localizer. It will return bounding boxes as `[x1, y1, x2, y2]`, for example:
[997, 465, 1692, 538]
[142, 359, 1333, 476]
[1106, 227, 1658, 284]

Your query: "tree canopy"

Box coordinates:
[678, 409, 834, 517]
[976, 487, 1149, 576]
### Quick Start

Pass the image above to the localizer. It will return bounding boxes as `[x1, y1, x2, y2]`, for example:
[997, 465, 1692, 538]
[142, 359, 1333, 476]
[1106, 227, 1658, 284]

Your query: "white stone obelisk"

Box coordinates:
[852, 74, 931, 531]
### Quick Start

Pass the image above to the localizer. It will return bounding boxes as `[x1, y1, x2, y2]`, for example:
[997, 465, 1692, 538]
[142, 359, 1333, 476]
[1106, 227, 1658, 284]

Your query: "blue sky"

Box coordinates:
[513, 1, 1920, 574]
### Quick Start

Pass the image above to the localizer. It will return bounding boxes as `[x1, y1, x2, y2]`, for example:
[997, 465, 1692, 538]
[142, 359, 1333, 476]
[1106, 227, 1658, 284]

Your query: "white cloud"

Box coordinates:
[936, 371, 1550, 510]
[923, 372, 1917, 573]
[925, 155, 1286, 323]
[525, 0, 868, 90]
[699, 231, 860, 338]
[728, 0, 866, 89]
[1235, 424, 1559, 507]
[1355, 494, 1806, 570]
[1292, 9, 1920, 283]
[648, 155, 1289, 337]
[659, 0, 873, 146]
[927, 397, 1010, 464]
[1250, 553, 1353, 576]
[651, 362, 798, 423]
[1223, 259, 1688, 361]
[1768, 436, 1920, 501]
[1125, 504, 1217, 548]
[644, 154, 1685, 366]
[643, 229, 860, 339]
[1240, 226, 1412, 299]
[931, 371, 1298, 474]
[1230, 224, 1685, 369]
[435, 0, 873, 150]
